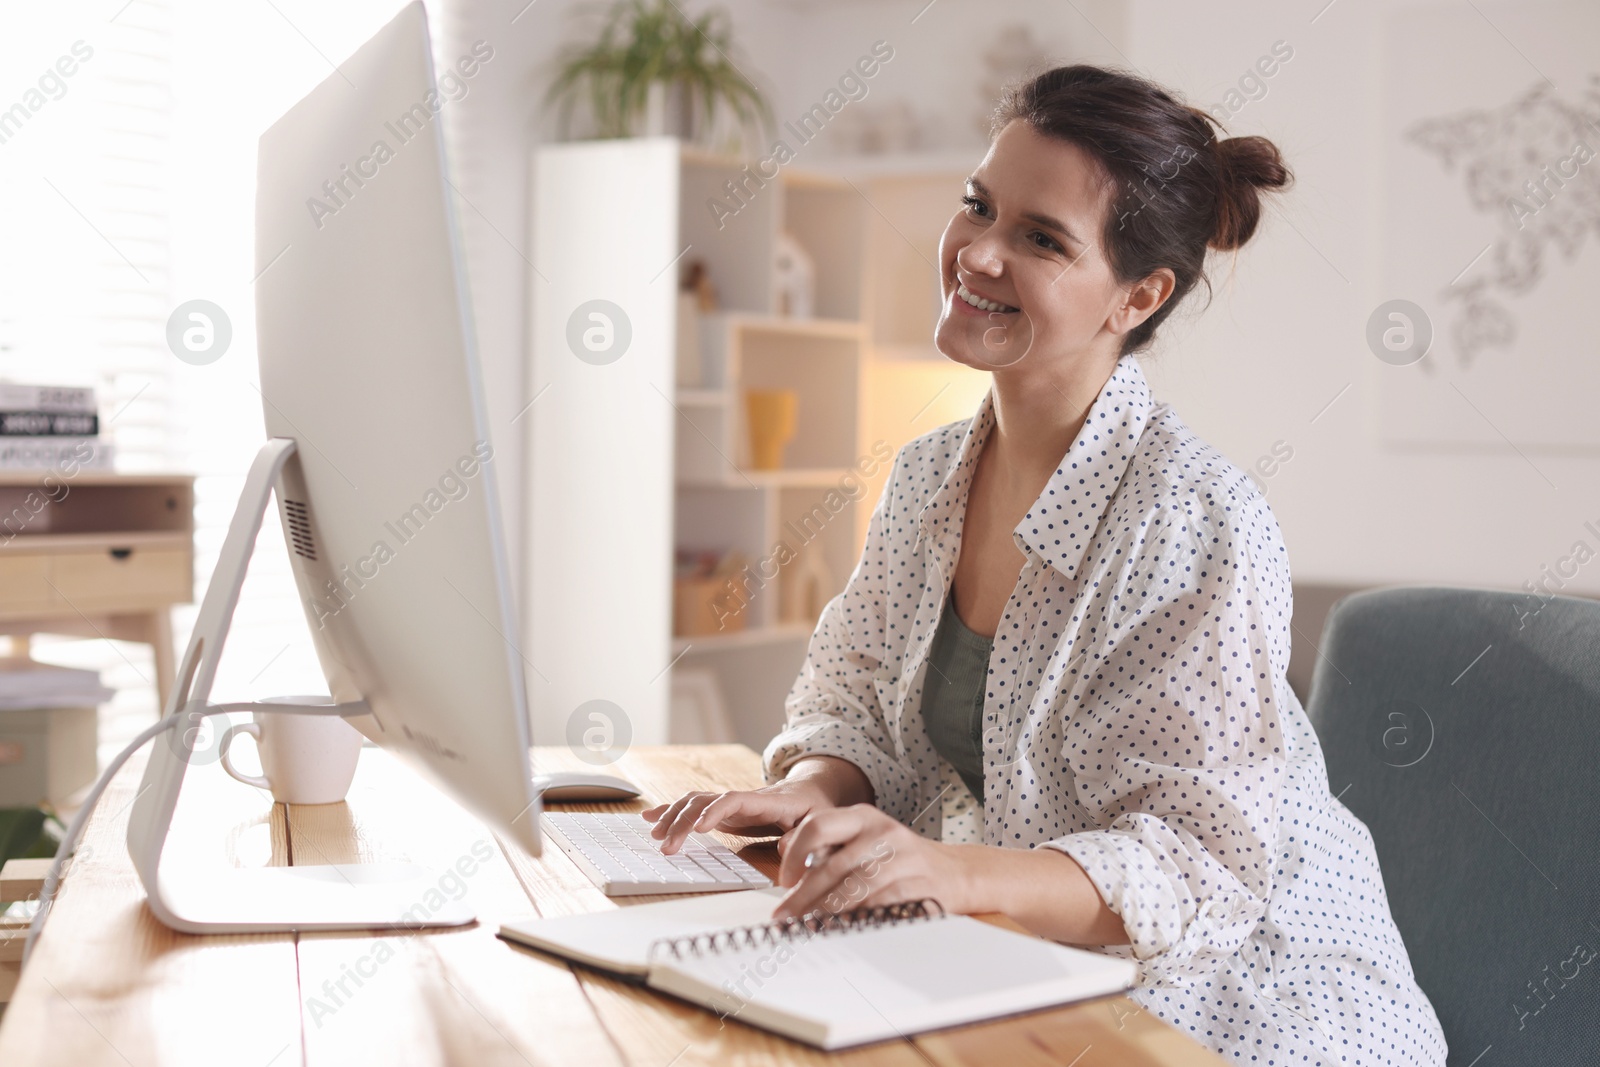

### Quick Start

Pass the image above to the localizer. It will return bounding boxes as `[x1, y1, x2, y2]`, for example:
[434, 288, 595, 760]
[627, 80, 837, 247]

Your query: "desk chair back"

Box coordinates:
[1305, 586, 1600, 1065]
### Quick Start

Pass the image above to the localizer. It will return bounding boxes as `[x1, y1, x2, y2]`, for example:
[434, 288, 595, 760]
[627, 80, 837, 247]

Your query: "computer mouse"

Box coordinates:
[532, 771, 644, 803]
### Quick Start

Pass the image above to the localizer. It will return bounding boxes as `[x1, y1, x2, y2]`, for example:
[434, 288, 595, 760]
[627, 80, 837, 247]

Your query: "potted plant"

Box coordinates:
[0, 807, 61, 867]
[544, 0, 774, 149]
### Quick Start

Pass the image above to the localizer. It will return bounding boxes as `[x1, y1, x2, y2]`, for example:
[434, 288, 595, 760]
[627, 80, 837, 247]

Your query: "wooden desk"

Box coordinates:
[0, 744, 1224, 1066]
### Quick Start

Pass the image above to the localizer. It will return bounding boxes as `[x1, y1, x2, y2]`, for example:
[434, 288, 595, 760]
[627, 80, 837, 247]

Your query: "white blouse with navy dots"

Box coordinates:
[764, 352, 1448, 1066]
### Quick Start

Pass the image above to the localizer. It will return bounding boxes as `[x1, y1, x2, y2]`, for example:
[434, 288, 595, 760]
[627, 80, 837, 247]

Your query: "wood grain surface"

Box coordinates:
[0, 743, 1225, 1067]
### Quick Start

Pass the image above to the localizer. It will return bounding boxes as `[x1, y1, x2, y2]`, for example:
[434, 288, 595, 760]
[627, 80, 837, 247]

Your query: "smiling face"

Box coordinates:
[935, 120, 1165, 375]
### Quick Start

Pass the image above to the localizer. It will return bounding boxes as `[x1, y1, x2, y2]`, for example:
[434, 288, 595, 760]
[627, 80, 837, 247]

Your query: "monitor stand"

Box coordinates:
[124, 438, 474, 933]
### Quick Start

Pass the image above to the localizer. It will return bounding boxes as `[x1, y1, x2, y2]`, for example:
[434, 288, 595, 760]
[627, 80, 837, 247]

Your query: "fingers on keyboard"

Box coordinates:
[545, 813, 770, 891]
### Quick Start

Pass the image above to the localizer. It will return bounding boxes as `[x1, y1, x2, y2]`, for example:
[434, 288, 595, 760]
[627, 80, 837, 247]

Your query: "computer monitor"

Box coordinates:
[126, 1, 540, 933]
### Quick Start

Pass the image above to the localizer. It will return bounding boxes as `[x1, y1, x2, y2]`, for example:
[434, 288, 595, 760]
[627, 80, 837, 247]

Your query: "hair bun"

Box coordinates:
[1209, 135, 1292, 250]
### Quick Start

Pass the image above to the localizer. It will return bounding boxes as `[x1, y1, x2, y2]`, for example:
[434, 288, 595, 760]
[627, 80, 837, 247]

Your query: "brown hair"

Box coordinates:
[993, 65, 1291, 355]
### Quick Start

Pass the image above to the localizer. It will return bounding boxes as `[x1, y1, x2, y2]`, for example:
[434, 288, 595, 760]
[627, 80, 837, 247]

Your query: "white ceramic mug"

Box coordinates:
[218, 696, 363, 805]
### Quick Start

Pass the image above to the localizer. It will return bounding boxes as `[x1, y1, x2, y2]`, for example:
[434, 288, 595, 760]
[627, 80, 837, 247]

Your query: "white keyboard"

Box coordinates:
[543, 812, 772, 897]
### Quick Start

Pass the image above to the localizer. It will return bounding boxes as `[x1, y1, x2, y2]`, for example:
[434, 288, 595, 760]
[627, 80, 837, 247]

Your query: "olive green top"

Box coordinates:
[920, 594, 993, 803]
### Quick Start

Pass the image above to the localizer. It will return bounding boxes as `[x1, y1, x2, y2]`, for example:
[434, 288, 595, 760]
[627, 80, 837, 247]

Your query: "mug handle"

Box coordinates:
[219, 722, 272, 789]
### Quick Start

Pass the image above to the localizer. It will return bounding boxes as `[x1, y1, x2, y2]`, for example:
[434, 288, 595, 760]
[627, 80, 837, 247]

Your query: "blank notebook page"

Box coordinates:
[657, 914, 1132, 1048]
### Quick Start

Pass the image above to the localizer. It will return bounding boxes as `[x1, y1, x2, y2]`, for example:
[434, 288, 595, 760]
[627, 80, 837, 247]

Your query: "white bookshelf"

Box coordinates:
[529, 138, 984, 750]
[676, 151, 895, 749]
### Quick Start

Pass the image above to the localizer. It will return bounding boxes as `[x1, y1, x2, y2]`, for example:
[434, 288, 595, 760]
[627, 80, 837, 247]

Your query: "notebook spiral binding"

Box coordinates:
[648, 899, 946, 962]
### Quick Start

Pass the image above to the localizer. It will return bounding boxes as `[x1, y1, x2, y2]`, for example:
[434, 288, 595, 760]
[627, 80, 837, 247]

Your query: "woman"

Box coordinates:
[645, 65, 1448, 1064]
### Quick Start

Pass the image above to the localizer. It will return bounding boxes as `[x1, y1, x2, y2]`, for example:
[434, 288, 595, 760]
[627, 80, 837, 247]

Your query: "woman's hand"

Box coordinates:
[641, 777, 835, 855]
[770, 803, 976, 921]
[775, 807, 1132, 944]
[642, 755, 874, 856]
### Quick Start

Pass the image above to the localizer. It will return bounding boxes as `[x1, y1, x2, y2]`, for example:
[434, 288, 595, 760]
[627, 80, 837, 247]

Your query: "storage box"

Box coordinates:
[0, 706, 98, 807]
[673, 575, 748, 637]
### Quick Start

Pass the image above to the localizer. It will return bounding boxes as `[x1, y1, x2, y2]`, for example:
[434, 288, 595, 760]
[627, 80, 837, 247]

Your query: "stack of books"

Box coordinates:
[0, 383, 114, 470]
[0, 656, 114, 712]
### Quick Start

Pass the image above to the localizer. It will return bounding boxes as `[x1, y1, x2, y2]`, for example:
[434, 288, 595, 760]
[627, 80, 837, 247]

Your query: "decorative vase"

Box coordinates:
[643, 81, 667, 136]
[744, 389, 798, 471]
[780, 550, 834, 624]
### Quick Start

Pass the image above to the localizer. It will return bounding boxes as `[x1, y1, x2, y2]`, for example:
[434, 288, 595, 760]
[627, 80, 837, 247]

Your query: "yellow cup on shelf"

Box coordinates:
[744, 389, 798, 471]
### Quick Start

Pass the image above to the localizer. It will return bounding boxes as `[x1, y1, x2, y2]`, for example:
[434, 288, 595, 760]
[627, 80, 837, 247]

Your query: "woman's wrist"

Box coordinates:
[781, 755, 874, 808]
[944, 844, 995, 914]
[943, 843, 1128, 945]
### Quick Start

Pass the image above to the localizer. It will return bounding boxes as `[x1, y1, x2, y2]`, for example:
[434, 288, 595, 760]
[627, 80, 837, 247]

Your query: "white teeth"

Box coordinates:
[957, 282, 1016, 313]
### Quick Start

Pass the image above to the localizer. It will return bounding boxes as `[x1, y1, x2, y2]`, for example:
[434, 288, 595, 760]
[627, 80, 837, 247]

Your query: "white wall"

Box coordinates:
[1122, 0, 1599, 598]
[438, 0, 560, 594]
[729, 0, 1128, 161]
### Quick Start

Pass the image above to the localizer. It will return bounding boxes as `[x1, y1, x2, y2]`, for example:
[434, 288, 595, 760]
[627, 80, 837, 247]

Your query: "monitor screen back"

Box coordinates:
[253, 2, 538, 854]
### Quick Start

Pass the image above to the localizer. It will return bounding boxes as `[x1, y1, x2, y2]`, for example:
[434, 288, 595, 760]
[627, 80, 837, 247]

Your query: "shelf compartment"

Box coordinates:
[678, 315, 862, 482]
[678, 155, 778, 315]
[772, 484, 858, 626]
[0, 478, 192, 537]
[782, 183, 864, 320]
[674, 485, 778, 633]
[693, 312, 862, 391]
[672, 396, 735, 485]
[738, 331, 860, 472]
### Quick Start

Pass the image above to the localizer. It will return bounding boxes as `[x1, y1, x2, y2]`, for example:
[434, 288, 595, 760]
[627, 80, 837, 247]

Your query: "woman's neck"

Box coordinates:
[984, 350, 1120, 487]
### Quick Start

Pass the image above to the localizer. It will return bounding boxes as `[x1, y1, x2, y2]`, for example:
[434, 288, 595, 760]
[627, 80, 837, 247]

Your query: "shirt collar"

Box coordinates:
[916, 351, 1155, 583]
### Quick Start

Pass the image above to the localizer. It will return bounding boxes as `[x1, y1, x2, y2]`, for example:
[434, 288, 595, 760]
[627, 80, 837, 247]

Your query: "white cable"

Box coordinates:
[20, 699, 367, 964]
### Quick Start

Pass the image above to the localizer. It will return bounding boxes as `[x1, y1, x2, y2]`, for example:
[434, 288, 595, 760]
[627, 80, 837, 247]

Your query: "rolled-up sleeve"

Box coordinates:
[1042, 502, 1288, 986]
[762, 468, 920, 823]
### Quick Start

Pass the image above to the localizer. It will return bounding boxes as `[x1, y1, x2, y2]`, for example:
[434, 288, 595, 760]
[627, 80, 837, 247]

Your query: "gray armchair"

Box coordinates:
[1304, 585, 1600, 1065]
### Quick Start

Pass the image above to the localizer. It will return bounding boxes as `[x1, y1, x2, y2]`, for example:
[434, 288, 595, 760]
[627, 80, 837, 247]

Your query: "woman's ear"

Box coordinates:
[1108, 268, 1176, 337]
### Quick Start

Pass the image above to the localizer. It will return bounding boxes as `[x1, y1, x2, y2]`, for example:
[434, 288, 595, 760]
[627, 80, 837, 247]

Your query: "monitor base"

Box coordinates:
[125, 439, 479, 934]
[148, 863, 474, 934]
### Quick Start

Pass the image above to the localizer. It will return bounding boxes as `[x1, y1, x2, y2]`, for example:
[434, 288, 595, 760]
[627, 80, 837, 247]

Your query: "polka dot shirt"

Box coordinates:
[763, 353, 1448, 1066]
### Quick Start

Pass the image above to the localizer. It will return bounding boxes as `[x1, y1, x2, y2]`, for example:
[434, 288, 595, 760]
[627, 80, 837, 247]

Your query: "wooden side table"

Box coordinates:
[0, 472, 194, 709]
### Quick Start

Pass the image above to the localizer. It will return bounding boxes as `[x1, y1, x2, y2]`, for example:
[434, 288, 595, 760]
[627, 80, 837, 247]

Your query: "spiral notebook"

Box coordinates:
[499, 888, 1137, 1050]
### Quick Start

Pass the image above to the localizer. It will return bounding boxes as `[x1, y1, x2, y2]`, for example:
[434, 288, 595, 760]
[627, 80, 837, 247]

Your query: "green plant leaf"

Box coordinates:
[542, 0, 772, 147]
[0, 807, 48, 866]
